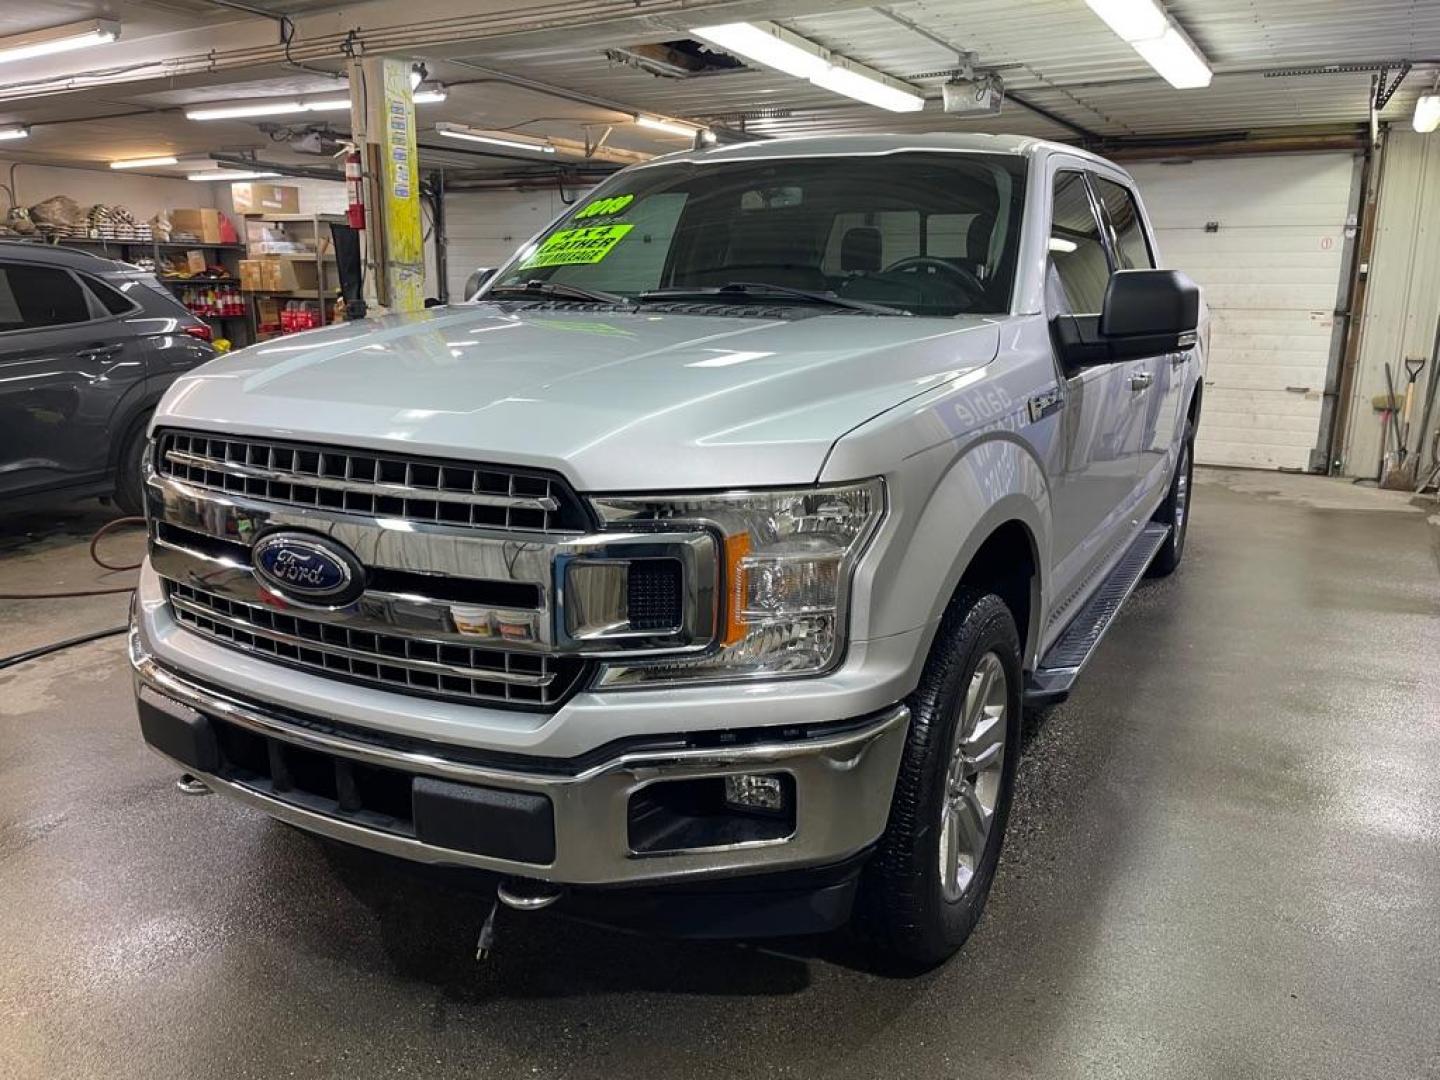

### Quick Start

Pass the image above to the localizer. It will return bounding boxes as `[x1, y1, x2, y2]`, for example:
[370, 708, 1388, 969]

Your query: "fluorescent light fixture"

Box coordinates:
[188, 169, 282, 182]
[1048, 237, 1078, 254]
[812, 62, 925, 112]
[1414, 94, 1440, 134]
[434, 122, 555, 154]
[1084, 0, 1212, 89]
[189, 88, 445, 122]
[0, 125, 29, 141]
[692, 22, 828, 80]
[1131, 25, 1212, 89]
[0, 18, 119, 67]
[110, 155, 178, 170]
[692, 21, 926, 113]
[1084, 0, 1167, 43]
[635, 115, 698, 138]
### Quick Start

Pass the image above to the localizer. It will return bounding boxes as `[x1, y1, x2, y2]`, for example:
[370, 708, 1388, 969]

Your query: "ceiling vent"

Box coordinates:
[606, 39, 747, 78]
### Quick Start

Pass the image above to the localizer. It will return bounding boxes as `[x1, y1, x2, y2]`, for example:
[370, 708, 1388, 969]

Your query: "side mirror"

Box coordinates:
[1100, 269, 1200, 359]
[464, 267, 497, 301]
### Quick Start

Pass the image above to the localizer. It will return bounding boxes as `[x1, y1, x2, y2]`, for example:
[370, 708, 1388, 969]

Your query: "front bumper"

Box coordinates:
[131, 630, 909, 887]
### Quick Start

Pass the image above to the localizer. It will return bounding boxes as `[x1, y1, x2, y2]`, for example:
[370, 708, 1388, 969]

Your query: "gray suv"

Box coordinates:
[132, 134, 1204, 968]
[0, 242, 215, 514]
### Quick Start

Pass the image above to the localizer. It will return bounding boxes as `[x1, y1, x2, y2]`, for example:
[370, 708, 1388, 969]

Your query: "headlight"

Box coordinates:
[589, 479, 884, 685]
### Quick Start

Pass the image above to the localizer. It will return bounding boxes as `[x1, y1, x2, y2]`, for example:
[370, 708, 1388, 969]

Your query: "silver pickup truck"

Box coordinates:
[131, 133, 1204, 968]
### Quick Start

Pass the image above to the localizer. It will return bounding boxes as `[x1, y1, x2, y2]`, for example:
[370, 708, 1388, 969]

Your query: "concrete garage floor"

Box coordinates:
[2, 469, 1438, 1080]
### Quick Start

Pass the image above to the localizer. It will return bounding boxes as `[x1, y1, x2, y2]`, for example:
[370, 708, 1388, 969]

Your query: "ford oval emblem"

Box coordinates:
[251, 532, 364, 606]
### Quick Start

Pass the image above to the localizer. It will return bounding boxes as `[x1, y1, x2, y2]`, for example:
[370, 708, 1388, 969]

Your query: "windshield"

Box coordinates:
[490, 151, 1028, 317]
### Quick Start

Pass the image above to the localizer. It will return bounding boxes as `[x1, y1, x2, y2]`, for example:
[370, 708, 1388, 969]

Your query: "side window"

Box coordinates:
[0, 263, 92, 331]
[1048, 172, 1111, 315]
[84, 275, 139, 316]
[1092, 177, 1155, 270]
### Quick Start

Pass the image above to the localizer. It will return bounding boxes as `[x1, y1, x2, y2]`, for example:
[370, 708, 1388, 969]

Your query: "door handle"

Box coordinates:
[77, 345, 122, 362]
[1129, 371, 1153, 391]
[1169, 350, 1189, 367]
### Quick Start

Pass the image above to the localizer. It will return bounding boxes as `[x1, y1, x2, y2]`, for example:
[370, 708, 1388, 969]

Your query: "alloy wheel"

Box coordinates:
[938, 651, 1008, 902]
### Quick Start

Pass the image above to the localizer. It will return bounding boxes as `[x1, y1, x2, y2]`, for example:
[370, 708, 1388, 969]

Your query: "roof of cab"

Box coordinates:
[646, 131, 1121, 170]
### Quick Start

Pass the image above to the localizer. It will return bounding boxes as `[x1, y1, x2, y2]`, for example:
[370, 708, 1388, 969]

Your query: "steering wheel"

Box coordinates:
[881, 256, 984, 297]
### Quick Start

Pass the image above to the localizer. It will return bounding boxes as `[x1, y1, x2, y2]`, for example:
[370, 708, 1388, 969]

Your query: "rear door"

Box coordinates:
[0, 260, 142, 499]
[1041, 169, 1150, 610]
[1090, 172, 1186, 506]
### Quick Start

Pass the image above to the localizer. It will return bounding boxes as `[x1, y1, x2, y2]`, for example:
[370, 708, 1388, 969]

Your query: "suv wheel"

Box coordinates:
[855, 588, 1022, 969]
[113, 415, 151, 517]
[1147, 420, 1195, 578]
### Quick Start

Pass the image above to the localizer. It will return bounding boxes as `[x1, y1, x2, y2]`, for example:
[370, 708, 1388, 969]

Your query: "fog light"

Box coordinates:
[724, 773, 787, 813]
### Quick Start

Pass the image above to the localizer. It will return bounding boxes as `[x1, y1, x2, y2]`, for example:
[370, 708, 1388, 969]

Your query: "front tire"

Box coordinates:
[1147, 420, 1195, 578]
[113, 414, 151, 517]
[855, 589, 1022, 969]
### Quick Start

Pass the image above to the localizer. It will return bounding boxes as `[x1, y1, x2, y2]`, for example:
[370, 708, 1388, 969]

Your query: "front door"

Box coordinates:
[1041, 170, 1148, 622]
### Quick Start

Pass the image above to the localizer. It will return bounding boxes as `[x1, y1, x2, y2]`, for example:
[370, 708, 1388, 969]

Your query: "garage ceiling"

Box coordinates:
[0, 0, 1434, 179]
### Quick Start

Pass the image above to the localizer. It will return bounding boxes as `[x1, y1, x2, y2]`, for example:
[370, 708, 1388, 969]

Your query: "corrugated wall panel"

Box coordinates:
[1129, 153, 1356, 471]
[442, 186, 594, 299]
[1343, 131, 1440, 479]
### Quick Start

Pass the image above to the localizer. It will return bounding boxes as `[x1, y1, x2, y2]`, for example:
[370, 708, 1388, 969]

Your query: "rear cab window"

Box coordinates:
[1090, 176, 1155, 270]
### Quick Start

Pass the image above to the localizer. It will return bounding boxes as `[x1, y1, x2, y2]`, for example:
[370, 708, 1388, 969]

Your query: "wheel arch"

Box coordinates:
[866, 433, 1050, 677]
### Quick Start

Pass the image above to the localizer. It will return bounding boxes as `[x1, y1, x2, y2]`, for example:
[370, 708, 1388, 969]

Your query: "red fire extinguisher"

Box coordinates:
[345, 147, 365, 230]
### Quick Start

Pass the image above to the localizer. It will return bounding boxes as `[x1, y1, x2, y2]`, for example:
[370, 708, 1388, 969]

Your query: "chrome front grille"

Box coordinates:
[155, 429, 589, 533]
[167, 582, 585, 709]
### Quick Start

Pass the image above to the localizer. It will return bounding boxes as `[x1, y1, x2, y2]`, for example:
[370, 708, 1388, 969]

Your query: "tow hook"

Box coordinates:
[175, 773, 211, 796]
[496, 879, 564, 912]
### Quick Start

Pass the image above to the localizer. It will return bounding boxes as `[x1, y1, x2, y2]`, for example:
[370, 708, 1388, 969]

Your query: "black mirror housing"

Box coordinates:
[1100, 269, 1200, 359]
[465, 267, 498, 300]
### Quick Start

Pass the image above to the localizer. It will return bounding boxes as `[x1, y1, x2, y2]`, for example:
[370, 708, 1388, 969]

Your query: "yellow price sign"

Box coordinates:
[520, 223, 634, 268]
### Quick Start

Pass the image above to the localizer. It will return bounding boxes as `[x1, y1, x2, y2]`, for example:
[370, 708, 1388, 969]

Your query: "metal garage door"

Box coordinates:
[442, 186, 592, 301]
[1128, 154, 1359, 471]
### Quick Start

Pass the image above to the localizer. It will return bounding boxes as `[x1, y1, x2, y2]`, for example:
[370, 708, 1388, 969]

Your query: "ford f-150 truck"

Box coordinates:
[131, 133, 1204, 968]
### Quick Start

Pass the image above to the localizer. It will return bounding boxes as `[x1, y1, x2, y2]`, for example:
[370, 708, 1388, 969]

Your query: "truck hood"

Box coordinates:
[159, 304, 1000, 490]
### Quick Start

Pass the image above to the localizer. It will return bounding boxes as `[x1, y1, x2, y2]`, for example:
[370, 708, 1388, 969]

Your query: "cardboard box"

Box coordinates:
[272, 258, 319, 293]
[256, 297, 282, 333]
[185, 249, 207, 274]
[170, 208, 222, 245]
[238, 259, 263, 291]
[231, 182, 301, 215]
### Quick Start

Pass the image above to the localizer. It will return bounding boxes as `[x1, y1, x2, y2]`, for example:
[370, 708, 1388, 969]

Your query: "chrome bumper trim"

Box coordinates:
[130, 630, 910, 886]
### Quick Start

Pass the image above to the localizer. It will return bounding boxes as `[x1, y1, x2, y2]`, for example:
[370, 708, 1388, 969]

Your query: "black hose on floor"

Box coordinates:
[0, 625, 129, 671]
[0, 516, 145, 600]
[0, 515, 147, 669]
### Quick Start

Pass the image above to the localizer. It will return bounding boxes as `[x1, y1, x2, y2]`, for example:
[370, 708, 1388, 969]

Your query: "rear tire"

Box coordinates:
[1147, 420, 1195, 578]
[113, 414, 151, 517]
[854, 588, 1022, 969]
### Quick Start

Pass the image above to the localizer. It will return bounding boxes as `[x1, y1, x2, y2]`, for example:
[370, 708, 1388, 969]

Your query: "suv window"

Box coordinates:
[1047, 172, 1110, 315]
[0, 263, 92, 331]
[84, 274, 139, 316]
[1091, 176, 1154, 270]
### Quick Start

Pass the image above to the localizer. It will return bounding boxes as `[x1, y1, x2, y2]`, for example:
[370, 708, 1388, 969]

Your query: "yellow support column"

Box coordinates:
[353, 56, 424, 313]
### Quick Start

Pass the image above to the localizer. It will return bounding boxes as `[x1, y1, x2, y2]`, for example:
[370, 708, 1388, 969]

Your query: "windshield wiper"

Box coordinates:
[486, 279, 635, 308]
[637, 281, 910, 316]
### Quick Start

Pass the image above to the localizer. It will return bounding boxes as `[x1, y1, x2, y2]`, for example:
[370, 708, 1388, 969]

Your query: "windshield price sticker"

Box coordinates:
[574, 193, 634, 220]
[520, 223, 634, 268]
